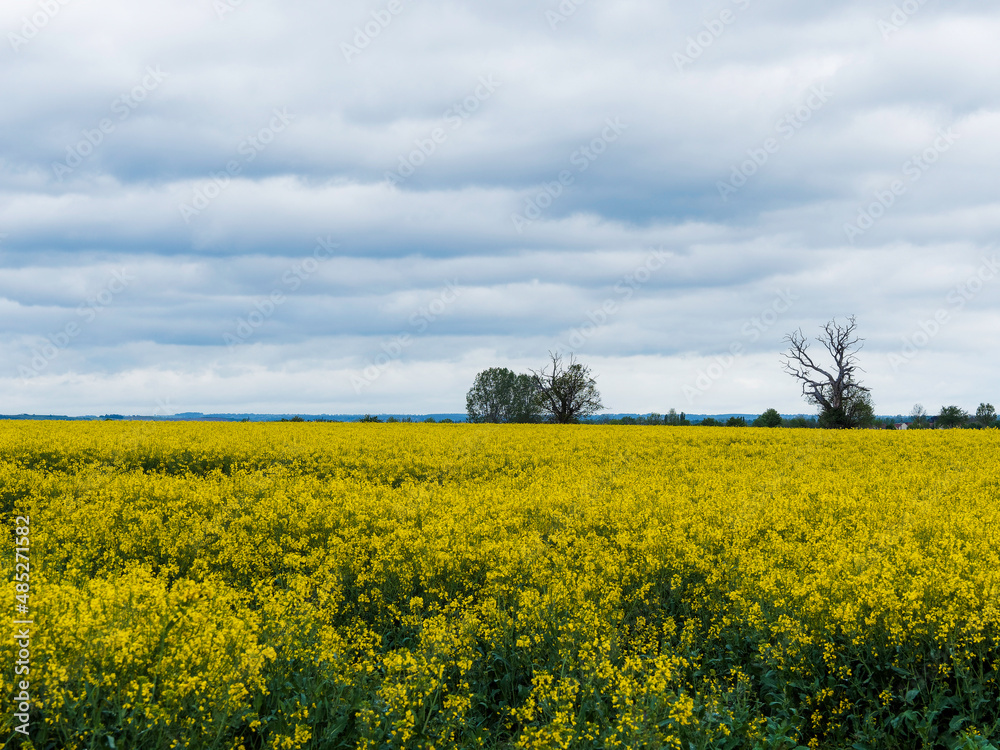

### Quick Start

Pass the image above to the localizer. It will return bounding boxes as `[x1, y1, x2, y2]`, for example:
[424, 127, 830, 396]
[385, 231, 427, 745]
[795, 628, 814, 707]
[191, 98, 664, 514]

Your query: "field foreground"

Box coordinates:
[2, 422, 1000, 749]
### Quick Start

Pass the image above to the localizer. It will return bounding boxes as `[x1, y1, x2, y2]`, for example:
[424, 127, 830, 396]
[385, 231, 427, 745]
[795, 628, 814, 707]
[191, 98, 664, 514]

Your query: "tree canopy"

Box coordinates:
[975, 403, 997, 429]
[753, 408, 783, 428]
[937, 405, 969, 429]
[465, 367, 542, 424]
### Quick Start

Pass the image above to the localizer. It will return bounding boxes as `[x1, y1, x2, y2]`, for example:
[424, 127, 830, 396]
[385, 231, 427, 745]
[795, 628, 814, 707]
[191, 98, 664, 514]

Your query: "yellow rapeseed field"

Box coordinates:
[2, 422, 999, 749]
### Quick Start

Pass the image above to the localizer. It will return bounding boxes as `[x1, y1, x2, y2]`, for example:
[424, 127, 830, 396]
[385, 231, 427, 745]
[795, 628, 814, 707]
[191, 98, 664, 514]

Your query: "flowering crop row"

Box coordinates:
[1, 422, 998, 749]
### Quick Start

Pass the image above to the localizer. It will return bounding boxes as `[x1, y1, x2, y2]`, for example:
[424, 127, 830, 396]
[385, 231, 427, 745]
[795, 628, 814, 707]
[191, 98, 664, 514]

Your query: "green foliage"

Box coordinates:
[726, 416, 747, 427]
[753, 408, 783, 428]
[817, 390, 876, 429]
[665, 409, 689, 426]
[938, 405, 969, 429]
[975, 403, 997, 429]
[466, 367, 542, 424]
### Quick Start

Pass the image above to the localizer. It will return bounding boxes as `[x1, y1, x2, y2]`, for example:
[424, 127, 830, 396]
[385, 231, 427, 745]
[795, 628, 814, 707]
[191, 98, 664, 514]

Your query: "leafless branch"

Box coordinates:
[529, 351, 603, 424]
[782, 315, 869, 412]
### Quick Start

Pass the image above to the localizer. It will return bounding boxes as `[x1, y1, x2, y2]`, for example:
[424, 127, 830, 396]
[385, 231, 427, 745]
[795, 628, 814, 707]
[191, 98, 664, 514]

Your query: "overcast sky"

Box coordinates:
[2, 0, 998, 417]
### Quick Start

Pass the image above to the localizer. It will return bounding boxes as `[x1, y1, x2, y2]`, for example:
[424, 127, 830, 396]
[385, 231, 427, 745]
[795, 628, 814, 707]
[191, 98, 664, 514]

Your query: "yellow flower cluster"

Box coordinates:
[0, 422, 998, 748]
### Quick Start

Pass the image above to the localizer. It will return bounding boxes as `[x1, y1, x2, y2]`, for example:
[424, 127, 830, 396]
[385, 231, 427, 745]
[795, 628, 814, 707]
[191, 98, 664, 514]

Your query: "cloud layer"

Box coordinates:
[2, 0, 998, 416]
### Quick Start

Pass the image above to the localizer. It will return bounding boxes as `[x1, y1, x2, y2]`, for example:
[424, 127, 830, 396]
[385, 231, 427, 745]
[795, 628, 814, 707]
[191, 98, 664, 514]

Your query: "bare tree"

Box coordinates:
[782, 316, 871, 428]
[530, 352, 603, 424]
[910, 403, 929, 429]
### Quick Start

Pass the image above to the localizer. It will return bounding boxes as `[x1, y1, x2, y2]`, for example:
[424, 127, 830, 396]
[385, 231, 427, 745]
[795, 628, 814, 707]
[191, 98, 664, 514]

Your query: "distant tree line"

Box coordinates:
[431, 316, 998, 430]
[356, 415, 455, 423]
[902, 403, 997, 430]
[348, 404, 997, 428]
[598, 404, 997, 429]
[595, 411, 751, 427]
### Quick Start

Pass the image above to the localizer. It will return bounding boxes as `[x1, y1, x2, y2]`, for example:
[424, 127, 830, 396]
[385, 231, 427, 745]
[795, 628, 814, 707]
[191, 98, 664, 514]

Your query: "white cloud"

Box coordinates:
[1, 0, 998, 416]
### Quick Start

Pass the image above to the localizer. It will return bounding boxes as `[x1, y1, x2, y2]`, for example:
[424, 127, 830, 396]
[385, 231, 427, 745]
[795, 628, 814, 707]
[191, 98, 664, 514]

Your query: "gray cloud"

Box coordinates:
[1, 0, 998, 416]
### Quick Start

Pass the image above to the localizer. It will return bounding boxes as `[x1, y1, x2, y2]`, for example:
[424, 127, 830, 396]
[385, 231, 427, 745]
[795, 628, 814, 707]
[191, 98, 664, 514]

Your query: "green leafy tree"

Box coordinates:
[817, 390, 876, 429]
[466, 367, 542, 423]
[975, 402, 997, 429]
[726, 416, 747, 427]
[530, 352, 603, 424]
[664, 409, 690, 426]
[937, 405, 969, 429]
[699, 417, 723, 426]
[753, 408, 783, 428]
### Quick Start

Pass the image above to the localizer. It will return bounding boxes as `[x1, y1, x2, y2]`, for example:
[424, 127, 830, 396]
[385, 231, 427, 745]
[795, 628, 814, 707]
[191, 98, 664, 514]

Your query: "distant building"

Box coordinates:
[894, 422, 908, 430]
